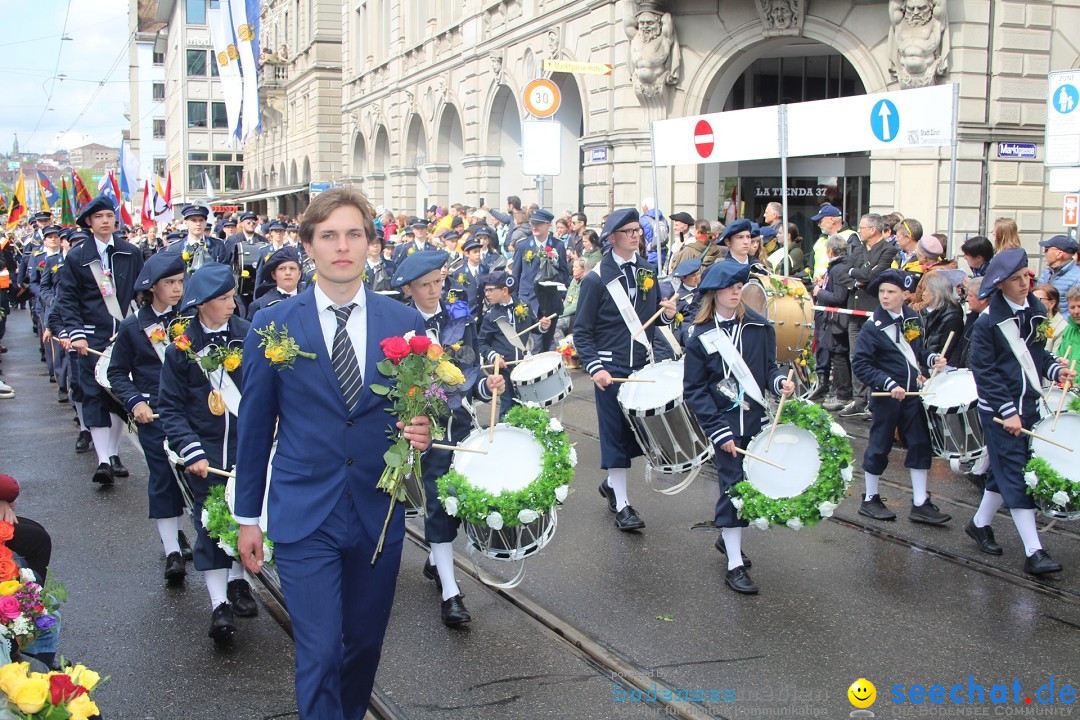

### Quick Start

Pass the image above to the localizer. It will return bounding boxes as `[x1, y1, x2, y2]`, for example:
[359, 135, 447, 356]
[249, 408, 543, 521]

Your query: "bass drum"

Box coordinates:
[233, 241, 263, 299]
[739, 277, 813, 363]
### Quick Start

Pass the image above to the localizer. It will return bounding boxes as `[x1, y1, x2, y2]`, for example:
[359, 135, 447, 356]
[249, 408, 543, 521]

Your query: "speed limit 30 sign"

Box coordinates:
[523, 78, 561, 118]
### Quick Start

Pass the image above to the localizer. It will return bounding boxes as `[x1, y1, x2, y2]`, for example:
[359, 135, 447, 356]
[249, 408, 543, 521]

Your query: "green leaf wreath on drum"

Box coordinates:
[1022, 394, 1080, 520]
[729, 400, 854, 529]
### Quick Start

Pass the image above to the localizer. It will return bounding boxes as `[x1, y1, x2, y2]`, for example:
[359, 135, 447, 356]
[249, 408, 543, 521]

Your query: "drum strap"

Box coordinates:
[605, 277, 654, 362]
[88, 259, 129, 325]
[878, 322, 920, 374]
[495, 316, 529, 355]
[698, 327, 766, 409]
[195, 346, 243, 417]
[143, 323, 168, 363]
[996, 318, 1043, 397]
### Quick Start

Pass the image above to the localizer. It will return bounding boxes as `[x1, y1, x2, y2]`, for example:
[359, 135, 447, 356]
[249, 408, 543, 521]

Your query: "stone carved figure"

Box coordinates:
[757, 0, 805, 37]
[623, 1, 681, 100]
[888, 0, 949, 88]
[490, 53, 504, 83]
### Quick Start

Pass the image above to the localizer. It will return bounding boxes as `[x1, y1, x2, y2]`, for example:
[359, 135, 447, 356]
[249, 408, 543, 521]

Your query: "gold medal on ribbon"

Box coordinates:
[208, 389, 226, 416]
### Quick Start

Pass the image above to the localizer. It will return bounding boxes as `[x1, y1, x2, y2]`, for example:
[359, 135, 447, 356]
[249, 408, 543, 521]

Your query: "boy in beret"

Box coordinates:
[248, 246, 304, 319]
[477, 270, 549, 417]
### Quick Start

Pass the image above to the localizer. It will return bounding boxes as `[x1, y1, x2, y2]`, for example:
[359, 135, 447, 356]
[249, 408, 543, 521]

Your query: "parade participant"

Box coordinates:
[393, 250, 501, 626]
[237, 211, 267, 247]
[362, 234, 396, 296]
[57, 194, 144, 485]
[46, 229, 92, 450]
[252, 220, 290, 287]
[478, 226, 504, 270]
[37, 228, 69, 402]
[247, 246, 303, 319]
[511, 209, 569, 353]
[850, 269, 949, 524]
[27, 227, 58, 374]
[235, 187, 430, 718]
[966, 249, 1076, 574]
[1036, 234, 1080, 297]
[683, 261, 794, 594]
[219, 217, 240, 260]
[158, 262, 258, 641]
[477, 270, 549, 416]
[286, 223, 300, 245]
[392, 218, 433, 263]
[717, 219, 766, 275]
[107, 252, 192, 583]
[574, 208, 677, 531]
[165, 205, 230, 267]
[454, 235, 488, 313]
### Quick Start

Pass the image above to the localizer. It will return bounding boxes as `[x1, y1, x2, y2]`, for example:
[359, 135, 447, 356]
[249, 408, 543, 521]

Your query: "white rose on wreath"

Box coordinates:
[517, 508, 539, 524]
[1024, 472, 1038, 489]
[830, 422, 847, 438]
[731, 497, 744, 511]
[817, 501, 838, 518]
[554, 484, 569, 503]
[841, 465, 853, 483]
[201, 508, 211, 529]
[444, 496, 459, 516]
[786, 517, 804, 530]
[548, 417, 563, 432]
[752, 517, 770, 531]
[568, 447, 578, 467]
[1051, 490, 1070, 507]
[486, 511, 504, 530]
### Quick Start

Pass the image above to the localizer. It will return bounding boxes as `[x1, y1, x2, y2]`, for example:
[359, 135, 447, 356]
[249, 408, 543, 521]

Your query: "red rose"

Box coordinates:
[408, 335, 432, 355]
[50, 673, 87, 705]
[380, 336, 411, 363]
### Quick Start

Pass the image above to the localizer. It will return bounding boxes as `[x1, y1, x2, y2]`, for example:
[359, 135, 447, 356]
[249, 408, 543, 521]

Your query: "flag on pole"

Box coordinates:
[37, 177, 51, 213]
[209, 6, 244, 138]
[101, 171, 134, 227]
[140, 179, 154, 229]
[70, 169, 93, 212]
[36, 171, 59, 205]
[118, 139, 139, 200]
[228, 0, 262, 142]
[59, 177, 75, 226]
[204, 170, 217, 200]
[153, 172, 174, 224]
[5, 171, 27, 230]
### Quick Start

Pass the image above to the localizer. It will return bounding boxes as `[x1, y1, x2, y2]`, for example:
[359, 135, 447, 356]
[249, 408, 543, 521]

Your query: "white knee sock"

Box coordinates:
[156, 516, 181, 554]
[973, 491, 1004, 528]
[1009, 508, 1042, 557]
[607, 468, 629, 511]
[430, 542, 461, 601]
[205, 568, 230, 608]
[88, 426, 112, 465]
[228, 561, 245, 582]
[721, 527, 744, 571]
[107, 419, 125, 457]
[910, 469, 928, 506]
[863, 472, 880, 501]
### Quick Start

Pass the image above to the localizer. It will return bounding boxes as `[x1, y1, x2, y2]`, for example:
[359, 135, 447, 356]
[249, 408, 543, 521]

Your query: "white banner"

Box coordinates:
[208, 7, 244, 139]
[227, 0, 261, 142]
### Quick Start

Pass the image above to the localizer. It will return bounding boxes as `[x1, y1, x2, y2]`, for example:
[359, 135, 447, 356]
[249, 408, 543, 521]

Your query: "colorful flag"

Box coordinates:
[5, 171, 27, 230]
[141, 179, 154, 229]
[118, 139, 139, 200]
[101, 171, 134, 227]
[71, 169, 93, 212]
[36, 171, 59, 205]
[209, 6, 244, 138]
[153, 172, 174, 224]
[228, 0, 261, 141]
[59, 177, 75, 226]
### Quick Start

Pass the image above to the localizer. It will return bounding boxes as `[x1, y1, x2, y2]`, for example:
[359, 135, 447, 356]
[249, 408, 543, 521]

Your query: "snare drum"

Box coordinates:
[452, 425, 557, 561]
[617, 360, 713, 475]
[94, 347, 113, 391]
[922, 369, 985, 461]
[510, 352, 573, 407]
[743, 424, 822, 500]
[1043, 385, 1077, 417]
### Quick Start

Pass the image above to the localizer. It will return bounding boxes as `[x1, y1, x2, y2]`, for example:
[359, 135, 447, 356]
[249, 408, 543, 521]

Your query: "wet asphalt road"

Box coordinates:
[0, 307, 1077, 719]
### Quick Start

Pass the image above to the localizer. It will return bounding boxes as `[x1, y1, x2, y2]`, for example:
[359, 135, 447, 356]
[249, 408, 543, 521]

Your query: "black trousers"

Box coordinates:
[9, 517, 52, 583]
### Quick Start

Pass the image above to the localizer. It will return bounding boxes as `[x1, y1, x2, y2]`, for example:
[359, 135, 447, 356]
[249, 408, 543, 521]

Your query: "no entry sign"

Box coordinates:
[694, 120, 714, 158]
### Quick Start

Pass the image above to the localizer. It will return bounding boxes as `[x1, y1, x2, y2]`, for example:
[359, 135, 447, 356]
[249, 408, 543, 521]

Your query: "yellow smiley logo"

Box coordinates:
[848, 678, 876, 709]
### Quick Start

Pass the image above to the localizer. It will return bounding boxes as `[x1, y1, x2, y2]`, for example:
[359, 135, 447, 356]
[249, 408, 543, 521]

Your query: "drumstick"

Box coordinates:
[870, 391, 936, 397]
[516, 313, 559, 337]
[80, 346, 108, 358]
[431, 443, 489, 455]
[923, 331, 955, 389]
[992, 417, 1074, 452]
[1052, 359, 1077, 432]
[608, 378, 656, 383]
[489, 356, 501, 443]
[632, 293, 694, 339]
[734, 446, 787, 471]
[206, 466, 235, 478]
[811, 305, 873, 317]
[763, 369, 795, 452]
[480, 358, 526, 370]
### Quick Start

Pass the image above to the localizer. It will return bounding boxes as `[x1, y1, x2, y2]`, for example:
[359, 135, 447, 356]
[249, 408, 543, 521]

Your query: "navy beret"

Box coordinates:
[181, 262, 236, 311]
[811, 203, 841, 221]
[135, 252, 187, 291]
[181, 205, 209, 220]
[750, 222, 761, 238]
[978, 247, 1028, 300]
[760, 225, 778, 241]
[1038, 234, 1079, 254]
[239, 211, 258, 222]
[462, 237, 483, 252]
[719, 219, 753, 243]
[866, 268, 914, 297]
[478, 270, 514, 289]
[530, 209, 555, 224]
[698, 259, 751, 291]
[672, 257, 703, 278]
[599, 208, 640, 245]
[75, 194, 116, 229]
[165, 231, 185, 242]
[261, 246, 302, 279]
[392, 250, 449, 288]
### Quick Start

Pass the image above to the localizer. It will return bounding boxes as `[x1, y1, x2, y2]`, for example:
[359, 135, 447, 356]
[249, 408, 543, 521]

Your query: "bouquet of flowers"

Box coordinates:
[557, 337, 579, 368]
[369, 332, 468, 562]
[0, 661, 103, 719]
[0, 524, 58, 651]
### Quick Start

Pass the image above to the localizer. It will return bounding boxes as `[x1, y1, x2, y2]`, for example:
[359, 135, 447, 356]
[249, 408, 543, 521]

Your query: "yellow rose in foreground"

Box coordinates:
[65, 664, 101, 692]
[265, 345, 287, 364]
[11, 676, 49, 714]
[66, 693, 101, 720]
[223, 353, 242, 371]
[0, 580, 21, 596]
[435, 361, 466, 386]
[0, 662, 28, 696]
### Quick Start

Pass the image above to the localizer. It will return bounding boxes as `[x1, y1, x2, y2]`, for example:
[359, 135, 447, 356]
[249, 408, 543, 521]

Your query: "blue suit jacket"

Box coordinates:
[235, 286, 426, 544]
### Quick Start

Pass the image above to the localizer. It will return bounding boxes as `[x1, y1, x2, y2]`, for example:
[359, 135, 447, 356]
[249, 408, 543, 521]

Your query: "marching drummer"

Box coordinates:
[717, 220, 768, 275]
[106, 252, 193, 584]
[247, 246, 304, 319]
[683, 262, 794, 595]
[157, 263, 259, 643]
[393, 250, 504, 626]
[477, 270, 549, 418]
[573, 208, 678, 532]
[966, 248, 1076, 575]
[850, 269, 950, 525]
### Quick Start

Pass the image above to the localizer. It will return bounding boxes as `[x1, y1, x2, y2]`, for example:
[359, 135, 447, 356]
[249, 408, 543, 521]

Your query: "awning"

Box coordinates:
[226, 184, 307, 204]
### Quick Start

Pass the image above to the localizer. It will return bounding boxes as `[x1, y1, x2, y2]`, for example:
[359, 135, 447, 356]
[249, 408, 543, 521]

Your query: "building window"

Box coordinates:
[188, 152, 209, 161]
[153, 157, 167, 177]
[152, 118, 166, 138]
[186, 49, 207, 77]
[152, 82, 165, 101]
[153, 50, 165, 65]
[224, 165, 244, 191]
[212, 152, 233, 162]
[186, 0, 207, 25]
[187, 101, 208, 128]
[210, 56, 219, 77]
[211, 102, 228, 129]
[188, 164, 219, 192]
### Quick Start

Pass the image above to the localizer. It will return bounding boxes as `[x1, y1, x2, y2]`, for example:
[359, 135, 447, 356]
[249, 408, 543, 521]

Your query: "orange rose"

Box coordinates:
[173, 334, 192, 352]
[0, 545, 12, 561]
[0, 522, 13, 542]
[426, 344, 443, 360]
[150, 328, 167, 343]
[0, 558, 18, 582]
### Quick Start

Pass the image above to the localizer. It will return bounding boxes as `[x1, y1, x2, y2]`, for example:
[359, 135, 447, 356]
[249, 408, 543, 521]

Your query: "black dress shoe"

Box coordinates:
[227, 578, 259, 617]
[725, 566, 759, 595]
[423, 558, 442, 591]
[57, 388, 68, 403]
[440, 594, 472, 626]
[74, 430, 92, 454]
[208, 602, 236, 643]
[598, 481, 617, 513]
[858, 494, 896, 520]
[178, 531, 193, 561]
[49, 374, 56, 384]
[1024, 549, 1063, 576]
[109, 455, 129, 478]
[614, 506, 645, 531]
[715, 534, 752, 568]
[910, 497, 951, 525]
[164, 552, 186, 583]
[964, 519, 1003, 555]
[92, 462, 114, 485]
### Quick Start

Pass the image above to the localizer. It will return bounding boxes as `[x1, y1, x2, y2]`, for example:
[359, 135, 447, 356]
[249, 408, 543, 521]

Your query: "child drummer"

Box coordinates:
[966, 248, 1076, 575]
[683, 261, 794, 595]
[850, 269, 949, 525]
[393, 250, 505, 627]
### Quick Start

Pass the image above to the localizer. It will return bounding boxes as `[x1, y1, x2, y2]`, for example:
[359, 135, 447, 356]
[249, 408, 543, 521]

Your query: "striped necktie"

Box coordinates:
[331, 304, 363, 412]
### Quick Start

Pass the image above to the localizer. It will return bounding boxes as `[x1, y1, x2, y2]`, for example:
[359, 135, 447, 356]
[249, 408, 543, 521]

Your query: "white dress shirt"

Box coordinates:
[93, 236, 114, 271]
[313, 282, 368, 368]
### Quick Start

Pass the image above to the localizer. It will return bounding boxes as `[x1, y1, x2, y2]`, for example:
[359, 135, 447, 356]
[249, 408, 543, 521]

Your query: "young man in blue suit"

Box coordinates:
[235, 188, 431, 719]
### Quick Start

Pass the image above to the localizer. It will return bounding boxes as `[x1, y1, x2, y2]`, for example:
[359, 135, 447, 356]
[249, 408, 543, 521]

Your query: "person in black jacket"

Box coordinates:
[920, 272, 965, 366]
[815, 236, 852, 411]
[958, 276, 989, 368]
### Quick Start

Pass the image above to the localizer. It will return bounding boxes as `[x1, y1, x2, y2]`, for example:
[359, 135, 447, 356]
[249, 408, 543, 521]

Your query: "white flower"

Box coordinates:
[486, 511, 504, 530]
[1051, 490, 1071, 507]
[11, 617, 31, 637]
[817, 501, 838, 518]
[201, 508, 211, 529]
[522, 400, 541, 408]
[731, 497, 744, 511]
[263, 542, 274, 563]
[568, 447, 578, 467]
[751, 517, 770, 531]
[443, 496, 459, 516]
[403, 330, 416, 341]
[517, 508, 539, 524]
[554, 484, 569, 503]
[830, 422, 847, 438]
[840, 465, 853, 483]
[786, 516, 804, 530]
[19, 568, 35, 584]
[548, 417, 563, 433]
[220, 542, 237, 558]
[1024, 472, 1039, 489]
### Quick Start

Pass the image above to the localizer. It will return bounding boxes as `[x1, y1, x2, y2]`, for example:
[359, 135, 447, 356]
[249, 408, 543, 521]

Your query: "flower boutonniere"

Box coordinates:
[902, 318, 921, 342]
[149, 327, 168, 345]
[1035, 317, 1053, 342]
[514, 303, 528, 320]
[51, 262, 62, 274]
[168, 317, 189, 340]
[674, 311, 684, 329]
[636, 268, 655, 294]
[525, 249, 535, 263]
[255, 321, 317, 370]
[456, 271, 468, 285]
[37, 260, 45, 270]
[361, 266, 370, 284]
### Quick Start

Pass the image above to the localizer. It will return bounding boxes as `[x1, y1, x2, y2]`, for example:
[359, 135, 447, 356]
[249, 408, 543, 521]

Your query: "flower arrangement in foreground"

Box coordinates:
[0, 661, 103, 719]
[369, 332, 469, 561]
[1022, 396, 1080, 518]
[436, 405, 575, 529]
[0, 524, 58, 651]
[730, 400, 853, 530]
[202, 484, 274, 564]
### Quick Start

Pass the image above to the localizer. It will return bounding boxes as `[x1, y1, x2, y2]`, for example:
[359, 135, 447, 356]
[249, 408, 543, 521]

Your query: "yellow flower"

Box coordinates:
[223, 353, 241, 371]
[525, 250, 534, 262]
[457, 273, 466, 284]
[450, 342, 461, 352]
[65, 664, 101, 692]
[793, 284, 806, 297]
[241, 269, 250, 278]
[169, 320, 188, 339]
[643, 276, 655, 291]
[0, 662, 29, 696]
[265, 345, 287, 364]
[66, 694, 101, 720]
[182, 251, 192, 262]
[1046, 325, 1054, 338]
[905, 329, 920, 341]
[0, 580, 20, 596]
[514, 304, 527, 319]
[427, 344, 444, 361]
[11, 676, 49, 714]
[436, 360, 466, 385]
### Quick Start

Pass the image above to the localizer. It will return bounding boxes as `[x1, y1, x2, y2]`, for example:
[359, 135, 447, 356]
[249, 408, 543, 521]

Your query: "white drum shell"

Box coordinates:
[510, 352, 573, 407]
[922, 370, 985, 461]
[618, 361, 713, 474]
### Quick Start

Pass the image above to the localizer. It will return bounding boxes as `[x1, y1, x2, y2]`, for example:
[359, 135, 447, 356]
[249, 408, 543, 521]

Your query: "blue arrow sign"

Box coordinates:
[1053, 84, 1078, 114]
[870, 99, 900, 143]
